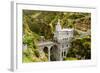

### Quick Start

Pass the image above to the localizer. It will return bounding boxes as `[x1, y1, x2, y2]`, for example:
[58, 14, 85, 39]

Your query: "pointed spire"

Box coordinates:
[57, 19, 60, 25]
[56, 19, 62, 31]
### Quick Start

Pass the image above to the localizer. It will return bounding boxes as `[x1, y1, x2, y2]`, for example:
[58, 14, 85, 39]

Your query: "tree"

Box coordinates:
[67, 36, 91, 59]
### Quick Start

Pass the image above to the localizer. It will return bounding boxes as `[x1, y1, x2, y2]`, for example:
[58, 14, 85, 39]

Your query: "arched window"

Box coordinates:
[62, 52, 63, 57]
[62, 51, 66, 57]
[64, 51, 66, 56]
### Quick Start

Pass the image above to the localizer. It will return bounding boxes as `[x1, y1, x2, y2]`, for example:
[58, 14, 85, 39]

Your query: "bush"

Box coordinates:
[67, 35, 91, 59]
[34, 50, 40, 57]
[23, 34, 38, 49]
[63, 57, 78, 61]
[22, 56, 32, 63]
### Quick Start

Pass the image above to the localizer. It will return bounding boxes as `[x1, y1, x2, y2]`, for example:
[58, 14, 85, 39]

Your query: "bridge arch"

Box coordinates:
[50, 45, 59, 61]
[43, 47, 48, 54]
[41, 45, 59, 61]
[37, 41, 59, 61]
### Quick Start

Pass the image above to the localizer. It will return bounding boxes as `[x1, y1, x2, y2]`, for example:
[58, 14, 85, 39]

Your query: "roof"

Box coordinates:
[59, 28, 74, 32]
[37, 41, 55, 47]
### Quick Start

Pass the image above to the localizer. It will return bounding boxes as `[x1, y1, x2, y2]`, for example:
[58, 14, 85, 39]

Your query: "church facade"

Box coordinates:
[53, 19, 74, 60]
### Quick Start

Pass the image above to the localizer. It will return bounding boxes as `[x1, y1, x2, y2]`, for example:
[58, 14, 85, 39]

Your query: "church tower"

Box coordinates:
[54, 19, 74, 61]
[56, 19, 62, 31]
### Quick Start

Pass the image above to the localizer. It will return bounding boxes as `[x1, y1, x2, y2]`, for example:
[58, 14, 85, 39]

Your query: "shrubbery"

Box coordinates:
[63, 57, 78, 61]
[67, 35, 91, 60]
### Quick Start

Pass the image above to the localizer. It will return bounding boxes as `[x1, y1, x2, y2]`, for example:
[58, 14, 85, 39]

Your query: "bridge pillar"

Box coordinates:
[59, 45, 63, 61]
[48, 46, 51, 61]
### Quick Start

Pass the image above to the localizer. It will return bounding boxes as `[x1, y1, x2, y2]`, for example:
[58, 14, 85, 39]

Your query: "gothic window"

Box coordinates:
[62, 52, 63, 57]
[64, 51, 66, 56]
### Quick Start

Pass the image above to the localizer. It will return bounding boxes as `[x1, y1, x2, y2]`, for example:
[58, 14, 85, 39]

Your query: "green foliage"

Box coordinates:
[23, 33, 40, 49]
[23, 34, 33, 45]
[23, 56, 31, 63]
[67, 35, 91, 59]
[34, 50, 40, 57]
[63, 57, 78, 60]
[22, 48, 34, 62]
[68, 13, 86, 19]
[23, 10, 91, 40]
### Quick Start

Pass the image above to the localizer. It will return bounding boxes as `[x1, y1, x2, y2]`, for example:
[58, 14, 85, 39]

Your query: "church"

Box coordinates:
[37, 19, 74, 61]
[53, 19, 74, 60]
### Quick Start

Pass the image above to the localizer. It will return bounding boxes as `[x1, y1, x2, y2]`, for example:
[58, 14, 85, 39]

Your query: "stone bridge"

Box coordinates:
[37, 41, 60, 61]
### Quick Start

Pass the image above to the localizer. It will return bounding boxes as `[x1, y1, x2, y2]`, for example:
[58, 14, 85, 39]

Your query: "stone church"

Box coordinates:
[37, 19, 74, 61]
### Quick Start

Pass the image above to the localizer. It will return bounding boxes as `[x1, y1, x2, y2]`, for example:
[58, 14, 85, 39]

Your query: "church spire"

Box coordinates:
[56, 19, 62, 31]
[57, 19, 60, 25]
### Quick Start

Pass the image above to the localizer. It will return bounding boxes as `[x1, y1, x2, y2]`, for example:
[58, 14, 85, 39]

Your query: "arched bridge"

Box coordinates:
[37, 41, 60, 61]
